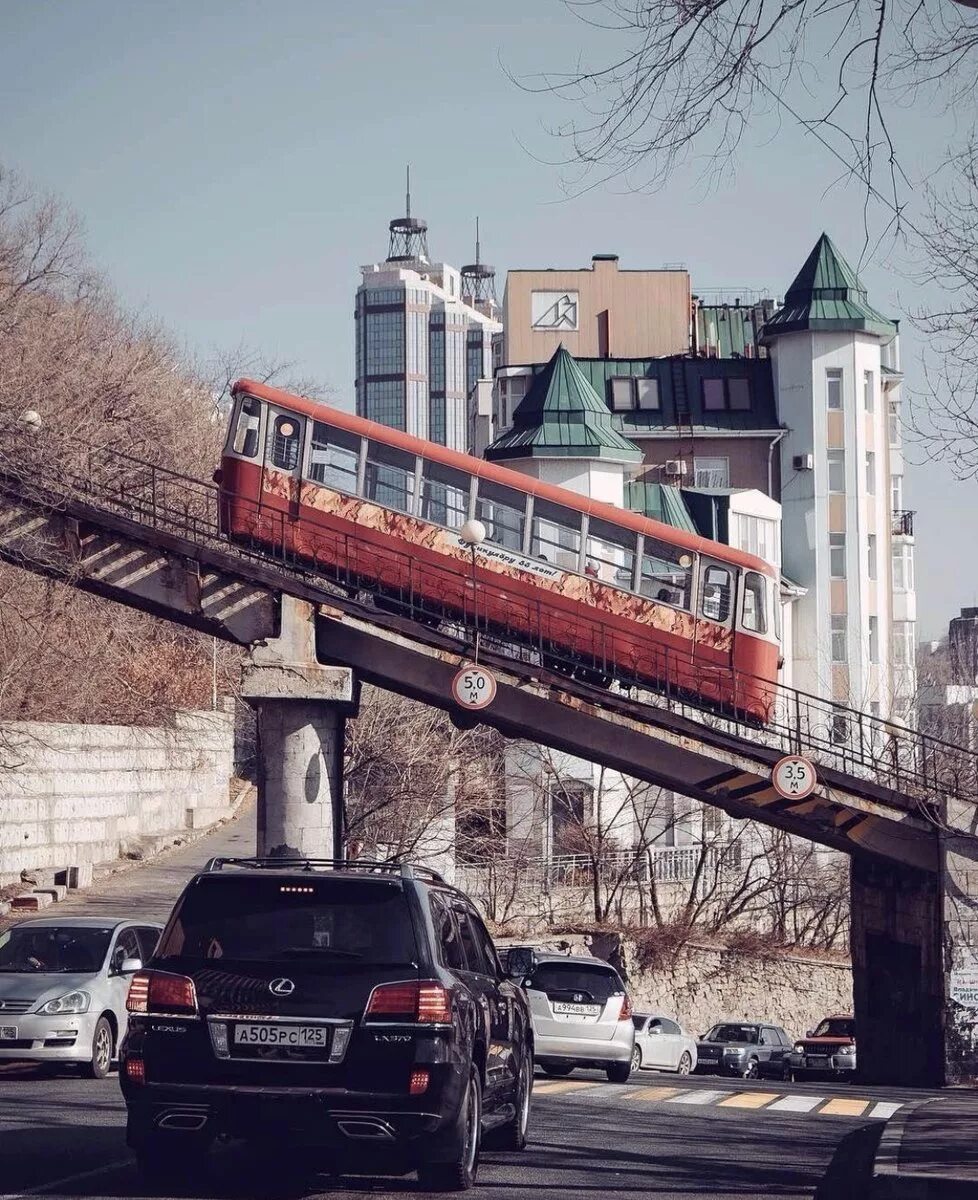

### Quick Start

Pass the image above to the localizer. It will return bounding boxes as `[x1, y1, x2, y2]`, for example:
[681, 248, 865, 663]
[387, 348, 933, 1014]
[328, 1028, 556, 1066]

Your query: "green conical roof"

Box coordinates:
[486, 346, 642, 464]
[761, 234, 897, 340]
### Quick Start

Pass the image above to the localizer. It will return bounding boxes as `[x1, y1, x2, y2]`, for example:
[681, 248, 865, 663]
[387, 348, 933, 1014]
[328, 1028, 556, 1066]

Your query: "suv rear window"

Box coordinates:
[525, 962, 622, 1003]
[156, 878, 419, 966]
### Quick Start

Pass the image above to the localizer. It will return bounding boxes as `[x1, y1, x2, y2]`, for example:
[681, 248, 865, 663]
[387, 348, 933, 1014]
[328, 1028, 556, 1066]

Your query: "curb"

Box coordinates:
[872, 1097, 977, 1199]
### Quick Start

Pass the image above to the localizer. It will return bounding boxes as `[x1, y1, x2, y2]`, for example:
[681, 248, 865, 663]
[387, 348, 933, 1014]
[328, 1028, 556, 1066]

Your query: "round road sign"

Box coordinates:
[451, 664, 497, 711]
[771, 755, 818, 800]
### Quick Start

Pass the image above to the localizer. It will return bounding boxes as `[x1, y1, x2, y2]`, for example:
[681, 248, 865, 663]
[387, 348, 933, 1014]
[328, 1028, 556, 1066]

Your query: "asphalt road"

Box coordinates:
[0, 808, 938, 1199]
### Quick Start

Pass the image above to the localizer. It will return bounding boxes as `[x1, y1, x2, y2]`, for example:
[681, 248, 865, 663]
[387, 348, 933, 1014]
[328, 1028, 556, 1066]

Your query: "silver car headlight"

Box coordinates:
[37, 990, 90, 1015]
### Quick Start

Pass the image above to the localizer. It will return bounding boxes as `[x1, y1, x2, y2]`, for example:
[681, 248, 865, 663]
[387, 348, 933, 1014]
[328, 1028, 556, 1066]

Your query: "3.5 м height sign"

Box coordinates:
[451, 665, 497, 711]
[771, 755, 818, 799]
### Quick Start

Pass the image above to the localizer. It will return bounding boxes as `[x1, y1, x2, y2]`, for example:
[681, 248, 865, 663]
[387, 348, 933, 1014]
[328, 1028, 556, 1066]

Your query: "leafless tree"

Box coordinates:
[519, 0, 977, 213]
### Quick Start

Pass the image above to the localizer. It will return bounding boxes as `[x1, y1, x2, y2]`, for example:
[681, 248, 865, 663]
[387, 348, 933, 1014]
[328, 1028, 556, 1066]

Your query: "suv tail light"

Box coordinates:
[364, 981, 451, 1024]
[126, 971, 198, 1017]
[619, 994, 633, 1022]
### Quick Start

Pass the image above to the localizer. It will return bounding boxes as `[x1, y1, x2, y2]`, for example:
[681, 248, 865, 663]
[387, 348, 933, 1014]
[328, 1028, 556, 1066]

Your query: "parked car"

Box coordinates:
[0, 917, 162, 1078]
[517, 952, 634, 1083]
[120, 858, 533, 1192]
[694, 1021, 792, 1079]
[786, 1014, 856, 1080]
[630, 1013, 697, 1075]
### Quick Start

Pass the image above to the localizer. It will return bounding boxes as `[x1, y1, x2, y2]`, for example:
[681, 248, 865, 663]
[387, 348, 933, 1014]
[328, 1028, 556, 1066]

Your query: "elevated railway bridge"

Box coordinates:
[1, 436, 976, 1088]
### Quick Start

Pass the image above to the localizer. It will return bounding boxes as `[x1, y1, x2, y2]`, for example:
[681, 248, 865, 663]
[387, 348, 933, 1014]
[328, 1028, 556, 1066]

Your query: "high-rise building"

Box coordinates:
[354, 175, 501, 452]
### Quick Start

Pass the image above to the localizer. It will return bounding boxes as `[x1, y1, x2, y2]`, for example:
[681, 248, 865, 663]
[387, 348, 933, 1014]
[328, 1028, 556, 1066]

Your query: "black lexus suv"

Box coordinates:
[119, 858, 534, 1192]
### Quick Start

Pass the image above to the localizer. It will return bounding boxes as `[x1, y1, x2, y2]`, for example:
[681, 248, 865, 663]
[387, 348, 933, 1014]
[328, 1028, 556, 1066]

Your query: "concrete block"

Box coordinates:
[10, 892, 53, 910]
[66, 863, 94, 889]
[33, 884, 68, 903]
[0, 901, 10, 917]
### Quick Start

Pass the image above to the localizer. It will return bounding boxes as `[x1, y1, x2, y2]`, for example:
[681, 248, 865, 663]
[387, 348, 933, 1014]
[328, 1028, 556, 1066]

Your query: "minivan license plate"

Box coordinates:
[0, 1026, 16, 1040]
[552, 1002, 601, 1017]
[233, 1024, 328, 1047]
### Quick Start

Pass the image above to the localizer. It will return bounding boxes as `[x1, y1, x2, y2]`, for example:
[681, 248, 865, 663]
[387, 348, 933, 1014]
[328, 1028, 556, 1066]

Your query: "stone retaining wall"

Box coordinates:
[0, 708, 235, 884]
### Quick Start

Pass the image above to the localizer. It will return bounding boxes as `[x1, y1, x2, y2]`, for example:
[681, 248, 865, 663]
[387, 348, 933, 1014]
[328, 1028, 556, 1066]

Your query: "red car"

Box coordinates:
[787, 1015, 856, 1079]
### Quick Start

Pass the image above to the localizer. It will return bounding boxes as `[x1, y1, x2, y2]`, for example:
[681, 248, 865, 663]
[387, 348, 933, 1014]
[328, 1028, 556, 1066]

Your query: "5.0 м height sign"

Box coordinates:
[451, 664, 497, 711]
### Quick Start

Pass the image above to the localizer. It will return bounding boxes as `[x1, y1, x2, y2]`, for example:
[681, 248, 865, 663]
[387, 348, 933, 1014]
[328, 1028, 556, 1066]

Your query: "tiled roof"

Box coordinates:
[761, 234, 897, 340]
[486, 346, 643, 463]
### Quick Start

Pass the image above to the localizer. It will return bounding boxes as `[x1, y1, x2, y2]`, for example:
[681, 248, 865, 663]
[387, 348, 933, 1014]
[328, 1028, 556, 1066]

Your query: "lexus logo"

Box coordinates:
[269, 978, 295, 997]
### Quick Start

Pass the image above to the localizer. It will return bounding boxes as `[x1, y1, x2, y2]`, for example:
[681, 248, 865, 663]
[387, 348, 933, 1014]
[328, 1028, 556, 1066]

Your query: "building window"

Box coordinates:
[866, 451, 876, 494]
[831, 615, 847, 663]
[892, 543, 915, 592]
[864, 370, 874, 412]
[832, 707, 850, 745]
[869, 616, 879, 664]
[888, 400, 901, 446]
[610, 378, 634, 412]
[735, 513, 779, 566]
[827, 449, 846, 493]
[636, 378, 660, 410]
[827, 369, 843, 410]
[830, 532, 846, 578]
[870, 701, 881, 718]
[693, 457, 729, 488]
[891, 474, 903, 513]
[893, 620, 915, 667]
[868, 534, 877, 580]
[702, 377, 752, 412]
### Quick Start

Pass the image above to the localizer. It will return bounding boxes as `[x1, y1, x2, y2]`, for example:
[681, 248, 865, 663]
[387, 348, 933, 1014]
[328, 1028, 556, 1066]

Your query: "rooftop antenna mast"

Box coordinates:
[387, 164, 429, 263]
[461, 216, 497, 307]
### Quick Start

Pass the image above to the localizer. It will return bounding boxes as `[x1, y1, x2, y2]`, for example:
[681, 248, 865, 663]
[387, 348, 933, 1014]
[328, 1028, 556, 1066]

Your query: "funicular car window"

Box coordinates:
[742, 570, 767, 633]
[155, 879, 418, 965]
[640, 537, 693, 608]
[531, 498, 581, 569]
[700, 564, 732, 622]
[308, 422, 360, 494]
[363, 440, 417, 514]
[269, 413, 302, 471]
[585, 516, 636, 588]
[526, 962, 620, 1003]
[419, 460, 470, 530]
[475, 479, 526, 552]
[231, 395, 262, 458]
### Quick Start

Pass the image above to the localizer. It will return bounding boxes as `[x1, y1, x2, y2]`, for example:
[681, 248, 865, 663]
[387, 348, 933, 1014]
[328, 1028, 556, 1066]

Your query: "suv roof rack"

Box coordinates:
[200, 856, 446, 885]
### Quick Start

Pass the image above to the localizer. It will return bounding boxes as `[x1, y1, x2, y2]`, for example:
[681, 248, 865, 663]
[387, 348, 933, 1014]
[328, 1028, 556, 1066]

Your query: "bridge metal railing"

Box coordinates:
[2, 435, 975, 812]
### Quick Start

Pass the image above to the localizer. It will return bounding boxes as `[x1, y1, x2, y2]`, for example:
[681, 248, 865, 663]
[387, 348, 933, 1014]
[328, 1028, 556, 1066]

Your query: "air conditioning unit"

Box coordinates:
[793, 453, 814, 471]
[664, 459, 688, 477]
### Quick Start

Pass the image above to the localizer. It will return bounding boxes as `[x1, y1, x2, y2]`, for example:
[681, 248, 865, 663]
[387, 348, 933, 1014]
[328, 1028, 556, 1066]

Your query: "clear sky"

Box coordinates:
[1, 0, 973, 638]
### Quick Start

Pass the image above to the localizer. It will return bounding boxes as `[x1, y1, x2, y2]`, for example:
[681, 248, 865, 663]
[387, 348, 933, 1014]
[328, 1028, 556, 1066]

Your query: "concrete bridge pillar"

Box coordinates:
[241, 596, 359, 860]
[851, 811, 978, 1087]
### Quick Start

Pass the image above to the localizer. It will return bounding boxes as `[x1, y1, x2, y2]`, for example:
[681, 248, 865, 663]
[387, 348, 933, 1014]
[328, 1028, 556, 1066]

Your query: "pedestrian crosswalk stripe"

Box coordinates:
[818, 1097, 869, 1117]
[767, 1095, 826, 1113]
[622, 1086, 681, 1103]
[868, 1101, 902, 1120]
[717, 1091, 780, 1109]
[534, 1080, 602, 1096]
[667, 1089, 727, 1105]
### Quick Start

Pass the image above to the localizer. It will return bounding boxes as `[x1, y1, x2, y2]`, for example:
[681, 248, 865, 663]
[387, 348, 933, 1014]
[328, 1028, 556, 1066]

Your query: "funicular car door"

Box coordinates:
[692, 556, 737, 704]
[259, 406, 307, 536]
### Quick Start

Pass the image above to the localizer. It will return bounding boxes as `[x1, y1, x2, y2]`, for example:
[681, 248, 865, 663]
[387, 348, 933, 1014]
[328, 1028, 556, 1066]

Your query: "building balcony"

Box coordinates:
[892, 509, 915, 537]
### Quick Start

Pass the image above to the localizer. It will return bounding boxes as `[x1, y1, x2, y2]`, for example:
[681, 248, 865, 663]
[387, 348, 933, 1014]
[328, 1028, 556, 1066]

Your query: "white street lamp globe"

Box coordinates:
[459, 519, 487, 547]
[19, 409, 42, 431]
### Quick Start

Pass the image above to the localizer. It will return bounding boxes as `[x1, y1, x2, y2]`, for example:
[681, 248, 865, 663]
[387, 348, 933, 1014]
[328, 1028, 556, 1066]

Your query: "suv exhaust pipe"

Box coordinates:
[336, 1118, 395, 1141]
[156, 1110, 209, 1132]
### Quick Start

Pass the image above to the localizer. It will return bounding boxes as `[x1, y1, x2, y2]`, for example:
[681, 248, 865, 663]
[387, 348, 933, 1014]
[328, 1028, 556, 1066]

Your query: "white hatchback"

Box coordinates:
[630, 1012, 698, 1075]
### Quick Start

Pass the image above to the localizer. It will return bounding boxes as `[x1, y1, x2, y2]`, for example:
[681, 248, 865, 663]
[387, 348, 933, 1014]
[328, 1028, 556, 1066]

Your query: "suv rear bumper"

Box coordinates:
[124, 1078, 462, 1152]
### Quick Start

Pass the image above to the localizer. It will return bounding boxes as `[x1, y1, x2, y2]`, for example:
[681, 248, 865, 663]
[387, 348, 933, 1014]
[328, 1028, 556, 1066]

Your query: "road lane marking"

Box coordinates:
[534, 1079, 603, 1096]
[717, 1091, 780, 1109]
[868, 1101, 903, 1120]
[622, 1085, 682, 1102]
[768, 1094, 827, 1113]
[819, 1097, 870, 1116]
[0, 1158, 132, 1199]
[666, 1089, 727, 1105]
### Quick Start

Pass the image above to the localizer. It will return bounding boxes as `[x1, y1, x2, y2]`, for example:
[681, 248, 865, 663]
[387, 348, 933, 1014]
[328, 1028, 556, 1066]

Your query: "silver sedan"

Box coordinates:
[630, 1013, 698, 1075]
[0, 916, 162, 1078]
